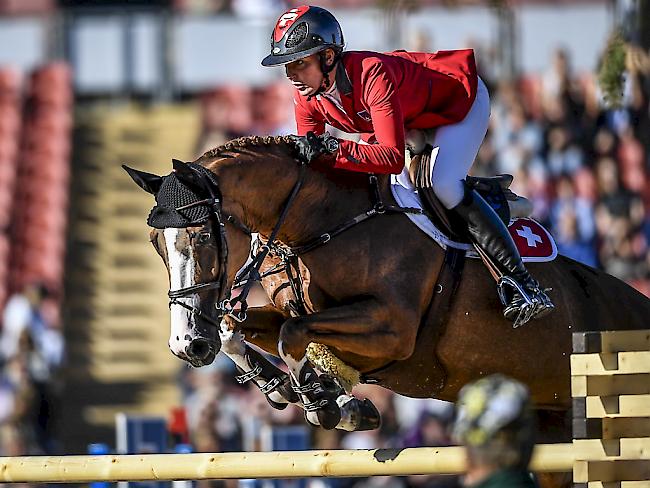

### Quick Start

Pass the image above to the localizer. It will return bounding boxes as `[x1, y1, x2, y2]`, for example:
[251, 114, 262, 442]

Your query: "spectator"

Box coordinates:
[544, 125, 584, 176]
[452, 374, 537, 488]
[555, 208, 598, 267]
[403, 405, 459, 488]
[590, 126, 618, 161]
[0, 282, 64, 455]
[549, 174, 596, 253]
[492, 103, 543, 175]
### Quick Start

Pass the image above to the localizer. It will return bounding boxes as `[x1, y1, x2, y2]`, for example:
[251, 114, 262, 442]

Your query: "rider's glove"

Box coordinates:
[289, 131, 340, 164]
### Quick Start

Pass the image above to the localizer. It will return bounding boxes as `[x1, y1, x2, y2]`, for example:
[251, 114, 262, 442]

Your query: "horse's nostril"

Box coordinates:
[187, 339, 211, 360]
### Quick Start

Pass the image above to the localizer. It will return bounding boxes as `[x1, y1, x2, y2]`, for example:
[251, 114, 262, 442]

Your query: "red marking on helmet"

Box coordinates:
[273, 6, 310, 43]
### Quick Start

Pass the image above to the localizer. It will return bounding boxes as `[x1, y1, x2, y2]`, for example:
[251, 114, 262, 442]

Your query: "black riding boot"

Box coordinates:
[452, 188, 554, 327]
[235, 347, 299, 409]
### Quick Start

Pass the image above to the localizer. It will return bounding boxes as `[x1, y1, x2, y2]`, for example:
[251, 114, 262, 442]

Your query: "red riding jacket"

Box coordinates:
[294, 49, 478, 174]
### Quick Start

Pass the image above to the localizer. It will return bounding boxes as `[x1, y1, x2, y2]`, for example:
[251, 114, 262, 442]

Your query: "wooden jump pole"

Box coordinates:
[1, 328, 647, 484]
[0, 444, 574, 483]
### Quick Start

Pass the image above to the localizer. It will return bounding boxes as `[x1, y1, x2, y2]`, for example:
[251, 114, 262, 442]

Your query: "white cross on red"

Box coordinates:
[516, 225, 543, 247]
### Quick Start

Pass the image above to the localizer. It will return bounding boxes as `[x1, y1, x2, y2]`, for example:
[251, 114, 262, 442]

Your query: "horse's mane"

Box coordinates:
[195, 134, 374, 192]
[197, 135, 294, 163]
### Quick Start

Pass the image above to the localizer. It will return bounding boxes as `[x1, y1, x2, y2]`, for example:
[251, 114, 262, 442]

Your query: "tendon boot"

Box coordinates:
[292, 364, 341, 430]
[452, 187, 554, 327]
[235, 346, 299, 409]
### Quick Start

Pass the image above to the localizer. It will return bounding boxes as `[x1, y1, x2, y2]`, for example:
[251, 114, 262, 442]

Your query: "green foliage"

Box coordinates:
[598, 30, 627, 109]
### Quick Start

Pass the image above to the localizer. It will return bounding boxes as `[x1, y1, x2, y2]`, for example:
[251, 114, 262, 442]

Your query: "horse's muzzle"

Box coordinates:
[185, 338, 219, 367]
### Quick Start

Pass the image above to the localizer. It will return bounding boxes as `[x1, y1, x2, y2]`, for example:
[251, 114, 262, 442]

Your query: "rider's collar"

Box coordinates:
[324, 79, 338, 96]
[334, 54, 352, 96]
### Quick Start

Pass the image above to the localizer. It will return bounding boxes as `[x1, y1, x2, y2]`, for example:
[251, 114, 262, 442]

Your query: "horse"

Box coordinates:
[123, 134, 650, 448]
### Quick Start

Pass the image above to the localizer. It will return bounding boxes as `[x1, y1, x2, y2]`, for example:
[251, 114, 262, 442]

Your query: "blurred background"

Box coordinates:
[0, 0, 648, 486]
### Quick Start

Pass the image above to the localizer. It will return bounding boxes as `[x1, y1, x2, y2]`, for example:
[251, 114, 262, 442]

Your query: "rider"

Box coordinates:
[261, 5, 553, 326]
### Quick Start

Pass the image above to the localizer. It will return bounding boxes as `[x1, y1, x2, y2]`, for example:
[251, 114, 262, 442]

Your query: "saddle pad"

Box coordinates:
[390, 170, 557, 263]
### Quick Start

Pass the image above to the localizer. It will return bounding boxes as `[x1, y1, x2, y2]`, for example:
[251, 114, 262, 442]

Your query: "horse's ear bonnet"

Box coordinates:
[123, 165, 163, 195]
[146, 167, 212, 229]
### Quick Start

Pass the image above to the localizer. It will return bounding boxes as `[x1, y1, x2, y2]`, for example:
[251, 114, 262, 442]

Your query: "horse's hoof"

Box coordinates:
[316, 403, 342, 430]
[355, 399, 381, 431]
[337, 396, 381, 431]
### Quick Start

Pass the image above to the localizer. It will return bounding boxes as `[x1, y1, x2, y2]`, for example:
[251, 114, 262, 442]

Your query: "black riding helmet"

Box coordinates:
[261, 5, 345, 67]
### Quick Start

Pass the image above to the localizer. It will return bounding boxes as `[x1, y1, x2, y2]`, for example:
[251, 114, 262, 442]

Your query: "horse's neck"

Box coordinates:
[212, 154, 371, 246]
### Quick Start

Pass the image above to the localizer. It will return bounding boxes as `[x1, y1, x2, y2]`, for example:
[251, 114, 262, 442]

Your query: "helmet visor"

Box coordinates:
[261, 45, 329, 67]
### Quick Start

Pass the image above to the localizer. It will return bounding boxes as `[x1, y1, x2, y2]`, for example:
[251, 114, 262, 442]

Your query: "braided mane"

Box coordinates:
[200, 135, 294, 161]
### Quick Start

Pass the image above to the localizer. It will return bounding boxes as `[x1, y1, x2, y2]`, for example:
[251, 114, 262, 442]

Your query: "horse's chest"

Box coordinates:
[261, 255, 315, 317]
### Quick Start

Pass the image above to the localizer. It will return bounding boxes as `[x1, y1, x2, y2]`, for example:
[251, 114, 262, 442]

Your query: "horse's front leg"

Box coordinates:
[219, 308, 299, 409]
[279, 297, 418, 361]
[278, 298, 411, 430]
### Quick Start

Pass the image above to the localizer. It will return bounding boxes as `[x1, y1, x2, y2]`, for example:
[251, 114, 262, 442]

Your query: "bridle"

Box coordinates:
[166, 164, 234, 327]
[165, 162, 309, 325]
[165, 160, 422, 327]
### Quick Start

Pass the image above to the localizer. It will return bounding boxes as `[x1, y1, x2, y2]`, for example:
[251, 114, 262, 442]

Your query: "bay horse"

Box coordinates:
[124, 135, 650, 444]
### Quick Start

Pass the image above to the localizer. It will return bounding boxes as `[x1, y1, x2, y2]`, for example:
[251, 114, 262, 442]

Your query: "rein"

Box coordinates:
[232, 173, 423, 319]
[290, 174, 421, 255]
[222, 163, 308, 321]
[168, 160, 422, 326]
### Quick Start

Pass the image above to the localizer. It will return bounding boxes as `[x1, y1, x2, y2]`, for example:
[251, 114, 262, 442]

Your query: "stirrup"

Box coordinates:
[498, 276, 554, 328]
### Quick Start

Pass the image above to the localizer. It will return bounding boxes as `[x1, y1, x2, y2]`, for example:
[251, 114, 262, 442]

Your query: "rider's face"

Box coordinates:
[285, 54, 324, 97]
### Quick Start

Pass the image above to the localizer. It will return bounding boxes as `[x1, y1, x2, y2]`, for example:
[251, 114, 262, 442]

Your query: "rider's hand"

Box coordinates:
[289, 131, 339, 164]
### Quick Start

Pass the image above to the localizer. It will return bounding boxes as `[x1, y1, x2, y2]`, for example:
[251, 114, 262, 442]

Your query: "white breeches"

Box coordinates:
[417, 77, 491, 209]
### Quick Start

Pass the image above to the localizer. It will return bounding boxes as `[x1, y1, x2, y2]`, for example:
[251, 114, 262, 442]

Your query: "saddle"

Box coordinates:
[411, 144, 524, 243]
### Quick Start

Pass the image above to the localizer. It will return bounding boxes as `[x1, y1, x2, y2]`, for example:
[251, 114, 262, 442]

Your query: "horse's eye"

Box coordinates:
[196, 232, 212, 245]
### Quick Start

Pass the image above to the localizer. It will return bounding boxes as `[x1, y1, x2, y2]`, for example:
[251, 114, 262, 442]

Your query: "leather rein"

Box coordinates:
[167, 162, 422, 325]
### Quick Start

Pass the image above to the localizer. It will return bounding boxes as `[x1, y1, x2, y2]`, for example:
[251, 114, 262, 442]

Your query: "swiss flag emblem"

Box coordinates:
[508, 218, 557, 262]
[274, 6, 310, 43]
